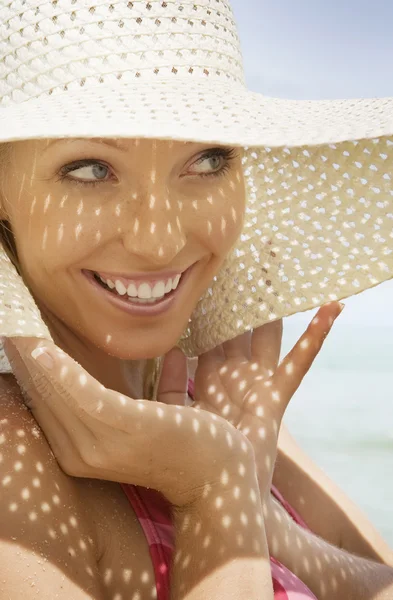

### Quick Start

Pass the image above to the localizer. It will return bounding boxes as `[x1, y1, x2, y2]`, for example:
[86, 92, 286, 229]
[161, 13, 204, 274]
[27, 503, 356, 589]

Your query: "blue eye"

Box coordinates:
[191, 154, 225, 174]
[187, 148, 237, 178]
[62, 161, 109, 182]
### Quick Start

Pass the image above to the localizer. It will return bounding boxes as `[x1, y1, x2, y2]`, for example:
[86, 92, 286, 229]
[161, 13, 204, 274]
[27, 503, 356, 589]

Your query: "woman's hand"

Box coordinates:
[192, 302, 343, 502]
[3, 339, 256, 508]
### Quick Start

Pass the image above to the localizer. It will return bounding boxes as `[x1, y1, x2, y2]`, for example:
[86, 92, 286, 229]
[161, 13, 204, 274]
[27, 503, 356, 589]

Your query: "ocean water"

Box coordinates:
[281, 321, 393, 546]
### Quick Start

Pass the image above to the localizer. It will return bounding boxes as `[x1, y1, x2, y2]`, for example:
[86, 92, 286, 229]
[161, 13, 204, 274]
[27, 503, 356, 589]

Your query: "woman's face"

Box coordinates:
[1, 139, 245, 359]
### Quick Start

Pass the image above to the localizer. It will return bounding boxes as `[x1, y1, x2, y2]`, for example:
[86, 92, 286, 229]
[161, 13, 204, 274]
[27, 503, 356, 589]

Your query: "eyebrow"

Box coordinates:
[44, 138, 130, 152]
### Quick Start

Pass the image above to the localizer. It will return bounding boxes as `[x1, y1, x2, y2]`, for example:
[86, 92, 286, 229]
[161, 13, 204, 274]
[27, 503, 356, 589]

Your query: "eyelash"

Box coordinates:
[57, 147, 238, 188]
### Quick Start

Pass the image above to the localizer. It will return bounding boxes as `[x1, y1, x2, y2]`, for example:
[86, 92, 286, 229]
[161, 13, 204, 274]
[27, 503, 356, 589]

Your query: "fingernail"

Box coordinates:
[338, 302, 345, 314]
[31, 347, 54, 370]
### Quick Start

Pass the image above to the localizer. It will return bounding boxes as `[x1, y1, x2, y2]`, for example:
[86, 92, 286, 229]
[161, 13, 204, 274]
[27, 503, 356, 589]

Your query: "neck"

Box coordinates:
[40, 307, 149, 400]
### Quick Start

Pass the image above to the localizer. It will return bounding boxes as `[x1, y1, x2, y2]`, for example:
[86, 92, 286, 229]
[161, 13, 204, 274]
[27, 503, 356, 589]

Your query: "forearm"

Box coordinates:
[275, 424, 393, 565]
[171, 484, 274, 600]
[266, 497, 393, 600]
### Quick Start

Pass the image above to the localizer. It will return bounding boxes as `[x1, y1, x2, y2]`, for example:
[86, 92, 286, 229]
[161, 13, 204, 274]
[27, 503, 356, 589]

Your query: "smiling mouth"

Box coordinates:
[91, 270, 183, 305]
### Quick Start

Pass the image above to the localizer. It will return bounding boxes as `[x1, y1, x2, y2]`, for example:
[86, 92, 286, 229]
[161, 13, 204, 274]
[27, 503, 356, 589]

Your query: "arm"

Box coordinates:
[0, 376, 104, 599]
[3, 341, 278, 600]
[266, 495, 393, 600]
[273, 423, 393, 565]
[171, 474, 274, 600]
[0, 376, 274, 600]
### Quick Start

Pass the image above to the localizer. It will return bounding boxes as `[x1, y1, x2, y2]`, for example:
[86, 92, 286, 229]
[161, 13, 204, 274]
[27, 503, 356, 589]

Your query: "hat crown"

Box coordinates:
[0, 0, 245, 106]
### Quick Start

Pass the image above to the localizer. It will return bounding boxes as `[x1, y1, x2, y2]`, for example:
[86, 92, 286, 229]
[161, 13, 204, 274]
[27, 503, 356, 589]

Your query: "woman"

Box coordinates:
[0, 1, 392, 598]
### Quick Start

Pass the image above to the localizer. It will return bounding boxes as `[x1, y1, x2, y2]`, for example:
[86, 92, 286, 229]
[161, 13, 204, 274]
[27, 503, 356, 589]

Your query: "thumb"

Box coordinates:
[157, 347, 188, 406]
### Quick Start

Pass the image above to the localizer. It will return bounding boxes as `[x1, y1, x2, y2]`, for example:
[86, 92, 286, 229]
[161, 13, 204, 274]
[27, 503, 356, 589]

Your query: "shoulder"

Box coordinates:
[0, 373, 90, 511]
[0, 374, 103, 597]
[0, 373, 61, 473]
[274, 423, 393, 565]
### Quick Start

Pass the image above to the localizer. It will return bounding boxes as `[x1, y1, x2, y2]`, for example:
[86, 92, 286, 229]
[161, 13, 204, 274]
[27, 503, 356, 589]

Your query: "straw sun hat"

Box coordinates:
[0, 0, 393, 365]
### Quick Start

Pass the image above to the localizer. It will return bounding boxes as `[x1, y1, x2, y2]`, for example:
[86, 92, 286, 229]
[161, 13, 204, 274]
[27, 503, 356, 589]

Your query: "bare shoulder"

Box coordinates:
[274, 423, 393, 565]
[0, 374, 104, 599]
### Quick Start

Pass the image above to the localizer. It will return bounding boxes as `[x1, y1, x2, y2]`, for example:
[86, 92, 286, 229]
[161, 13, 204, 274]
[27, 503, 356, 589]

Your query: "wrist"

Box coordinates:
[171, 483, 273, 600]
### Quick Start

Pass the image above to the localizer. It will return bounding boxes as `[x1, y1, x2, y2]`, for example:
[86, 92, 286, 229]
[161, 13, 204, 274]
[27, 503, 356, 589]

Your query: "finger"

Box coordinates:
[9, 337, 115, 423]
[4, 339, 86, 469]
[196, 397, 238, 426]
[250, 320, 283, 371]
[274, 302, 343, 405]
[222, 330, 251, 360]
[199, 344, 225, 362]
[157, 347, 188, 406]
[196, 344, 225, 373]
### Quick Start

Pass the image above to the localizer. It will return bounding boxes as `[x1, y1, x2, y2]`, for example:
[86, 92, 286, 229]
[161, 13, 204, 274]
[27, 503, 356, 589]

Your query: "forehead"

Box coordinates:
[11, 138, 232, 158]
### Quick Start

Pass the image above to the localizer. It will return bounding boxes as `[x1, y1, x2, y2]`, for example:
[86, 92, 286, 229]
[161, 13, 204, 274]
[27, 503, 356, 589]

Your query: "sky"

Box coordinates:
[230, 0, 393, 327]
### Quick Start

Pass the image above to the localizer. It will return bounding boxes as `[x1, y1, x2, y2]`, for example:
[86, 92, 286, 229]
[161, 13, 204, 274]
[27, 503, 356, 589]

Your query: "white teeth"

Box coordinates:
[127, 282, 137, 297]
[138, 282, 152, 299]
[172, 274, 181, 290]
[115, 280, 127, 295]
[152, 281, 166, 299]
[96, 272, 183, 301]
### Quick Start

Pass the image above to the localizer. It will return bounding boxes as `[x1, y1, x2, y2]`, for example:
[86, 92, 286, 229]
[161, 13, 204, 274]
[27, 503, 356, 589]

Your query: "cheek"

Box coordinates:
[9, 187, 114, 271]
[187, 183, 245, 253]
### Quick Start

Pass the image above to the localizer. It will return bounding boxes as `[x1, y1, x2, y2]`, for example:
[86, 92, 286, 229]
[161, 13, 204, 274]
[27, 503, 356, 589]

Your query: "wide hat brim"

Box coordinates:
[1, 80, 393, 146]
[0, 80, 393, 362]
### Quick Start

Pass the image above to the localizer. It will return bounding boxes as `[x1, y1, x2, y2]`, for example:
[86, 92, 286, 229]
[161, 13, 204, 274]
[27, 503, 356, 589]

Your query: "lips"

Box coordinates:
[92, 271, 182, 304]
[82, 261, 198, 317]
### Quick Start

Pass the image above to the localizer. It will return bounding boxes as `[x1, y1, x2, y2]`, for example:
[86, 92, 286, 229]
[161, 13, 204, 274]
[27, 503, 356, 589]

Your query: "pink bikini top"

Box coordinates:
[121, 483, 317, 600]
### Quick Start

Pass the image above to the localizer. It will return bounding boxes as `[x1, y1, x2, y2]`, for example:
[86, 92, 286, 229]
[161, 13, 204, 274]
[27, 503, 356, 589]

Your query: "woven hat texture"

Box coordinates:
[0, 0, 392, 361]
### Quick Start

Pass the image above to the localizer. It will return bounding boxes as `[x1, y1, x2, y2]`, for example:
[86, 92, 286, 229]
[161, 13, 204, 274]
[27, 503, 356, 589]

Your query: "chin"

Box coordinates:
[87, 322, 189, 360]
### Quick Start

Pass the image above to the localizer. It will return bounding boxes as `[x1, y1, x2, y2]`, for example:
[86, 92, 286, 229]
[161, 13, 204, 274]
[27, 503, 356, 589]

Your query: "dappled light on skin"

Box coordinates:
[0, 135, 365, 598]
[261, 491, 390, 600]
[0, 418, 102, 584]
[77, 199, 84, 216]
[168, 460, 265, 596]
[75, 223, 83, 241]
[29, 195, 36, 216]
[191, 302, 344, 560]
[44, 194, 51, 214]
[57, 223, 64, 244]
[5, 139, 243, 298]
[42, 226, 48, 250]
[2, 139, 244, 363]
[0, 399, 196, 598]
[2, 343, 272, 596]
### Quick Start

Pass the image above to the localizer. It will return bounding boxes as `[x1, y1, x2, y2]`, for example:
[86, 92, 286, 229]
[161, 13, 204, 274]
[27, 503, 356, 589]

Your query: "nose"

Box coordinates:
[121, 192, 187, 266]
